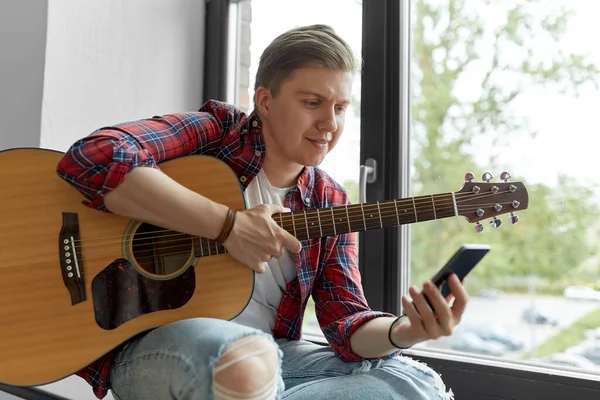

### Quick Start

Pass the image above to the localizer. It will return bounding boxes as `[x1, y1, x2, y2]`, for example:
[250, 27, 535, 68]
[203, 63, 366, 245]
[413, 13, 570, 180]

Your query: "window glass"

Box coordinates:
[409, 0, 600, 374]
[228, 0, 363, 335]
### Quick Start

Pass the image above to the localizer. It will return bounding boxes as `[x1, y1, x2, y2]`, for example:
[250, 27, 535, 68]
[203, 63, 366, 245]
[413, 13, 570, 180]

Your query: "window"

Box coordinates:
[227, 0, 364, 336]
[408, 0, 600, 377]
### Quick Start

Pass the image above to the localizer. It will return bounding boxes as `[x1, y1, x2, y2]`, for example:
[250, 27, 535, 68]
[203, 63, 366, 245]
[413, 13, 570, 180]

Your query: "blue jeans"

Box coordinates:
[110, 318, 453, 400]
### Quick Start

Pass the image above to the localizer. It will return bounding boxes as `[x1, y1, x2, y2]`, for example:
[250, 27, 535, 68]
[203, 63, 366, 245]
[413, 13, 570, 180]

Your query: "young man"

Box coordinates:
[57, 25, 466, 400]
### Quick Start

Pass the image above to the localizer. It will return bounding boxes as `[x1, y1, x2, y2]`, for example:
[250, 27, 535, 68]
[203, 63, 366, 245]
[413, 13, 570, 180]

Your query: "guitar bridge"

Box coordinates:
[59, 212, 86, 305]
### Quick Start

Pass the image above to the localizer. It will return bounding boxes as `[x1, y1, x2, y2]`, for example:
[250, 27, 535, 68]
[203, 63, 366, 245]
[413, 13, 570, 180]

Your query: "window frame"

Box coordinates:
[370, 0, 600, 396]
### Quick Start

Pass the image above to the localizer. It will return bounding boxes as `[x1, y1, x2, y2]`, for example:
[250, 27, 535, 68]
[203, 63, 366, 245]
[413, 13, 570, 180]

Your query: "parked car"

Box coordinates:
[564, 285, 600, 302]
[580, 345, 600, 365]
[522, 307, 559, 326]
[450, 330, 506, 357]
[458, 324, 524, 351]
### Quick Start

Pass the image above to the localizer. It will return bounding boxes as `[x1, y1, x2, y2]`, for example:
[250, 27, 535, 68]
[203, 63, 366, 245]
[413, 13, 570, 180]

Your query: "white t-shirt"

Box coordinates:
[231, 169, 298, 333]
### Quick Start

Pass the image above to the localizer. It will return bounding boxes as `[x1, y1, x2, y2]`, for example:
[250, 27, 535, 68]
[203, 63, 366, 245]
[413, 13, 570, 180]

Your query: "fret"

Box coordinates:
[291, 213, 297, 237]
[360, 203, 367, 231]
[270, 192, 456, 241]
[412, 197, 418, 222]
[330, 208, 336, 235]
[378, 201, 402, 228]
[361, 204, 384, 230]
[433, 194, 457, 219]
[193, 237, 203, 257]
[303, 210, 310, 240]
[332, 206, 350, 235]
[203, 237, 211, 256]
[319, 207, 335, 236]
[376, 201, 383, 228]
[316, 209, 323, 237]
[412, 196, 435, 221]
[391, 199, 417, 225]
[347, 204, 366, 232]
[345, 205, 351, 233]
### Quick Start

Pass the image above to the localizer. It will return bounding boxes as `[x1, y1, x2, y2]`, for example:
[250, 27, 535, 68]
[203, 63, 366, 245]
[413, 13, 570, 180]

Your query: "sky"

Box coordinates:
[241, 0, 600, 193]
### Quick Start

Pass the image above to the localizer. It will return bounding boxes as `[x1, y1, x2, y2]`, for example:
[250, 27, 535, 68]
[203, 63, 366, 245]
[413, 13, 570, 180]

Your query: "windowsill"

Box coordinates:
[301, 330, 600, 383]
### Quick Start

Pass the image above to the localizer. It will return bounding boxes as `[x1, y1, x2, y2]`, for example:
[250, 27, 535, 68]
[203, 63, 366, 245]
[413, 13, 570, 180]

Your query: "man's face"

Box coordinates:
[255, 66, 353, 169]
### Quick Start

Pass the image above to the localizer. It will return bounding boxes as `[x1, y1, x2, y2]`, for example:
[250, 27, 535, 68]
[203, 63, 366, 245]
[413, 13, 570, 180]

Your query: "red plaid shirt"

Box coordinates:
[55, 100, 395, 399]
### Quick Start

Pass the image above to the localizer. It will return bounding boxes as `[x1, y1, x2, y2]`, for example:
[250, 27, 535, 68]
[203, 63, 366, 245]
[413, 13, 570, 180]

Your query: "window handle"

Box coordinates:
[359, 158, 377, 203]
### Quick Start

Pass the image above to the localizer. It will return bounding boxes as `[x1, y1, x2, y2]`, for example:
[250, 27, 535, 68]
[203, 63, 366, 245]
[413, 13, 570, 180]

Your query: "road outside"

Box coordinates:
[418, 294, 599, 363]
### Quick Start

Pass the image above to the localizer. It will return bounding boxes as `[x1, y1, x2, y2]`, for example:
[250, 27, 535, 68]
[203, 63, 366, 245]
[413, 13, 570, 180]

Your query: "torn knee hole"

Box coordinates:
[213, 336, 279, 398]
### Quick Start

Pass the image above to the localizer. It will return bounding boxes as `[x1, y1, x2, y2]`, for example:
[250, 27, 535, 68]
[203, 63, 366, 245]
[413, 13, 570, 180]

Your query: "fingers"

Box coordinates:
[447, 274, 469, 320]
[265, 205, 302, 254]
[410, 285, 444, 338]
[404, 275, 469, 341]
[422, 281, 453, 336]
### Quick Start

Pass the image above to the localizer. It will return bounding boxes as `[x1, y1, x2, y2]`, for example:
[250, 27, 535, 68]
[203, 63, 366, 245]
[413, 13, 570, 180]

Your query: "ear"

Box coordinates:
[254, 86, 272, 117]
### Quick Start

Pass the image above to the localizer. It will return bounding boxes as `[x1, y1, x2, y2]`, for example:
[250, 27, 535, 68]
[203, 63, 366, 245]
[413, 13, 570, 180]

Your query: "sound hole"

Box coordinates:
[132, 223, 193, 275]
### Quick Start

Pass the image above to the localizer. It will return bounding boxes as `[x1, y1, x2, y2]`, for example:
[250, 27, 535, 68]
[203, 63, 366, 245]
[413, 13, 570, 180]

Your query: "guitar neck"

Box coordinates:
[192, 192, 457, 257]
[276, 192, 456, 241]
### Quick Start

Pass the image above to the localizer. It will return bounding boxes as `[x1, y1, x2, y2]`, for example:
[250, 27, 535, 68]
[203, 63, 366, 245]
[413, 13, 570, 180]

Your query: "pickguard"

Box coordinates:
[91, 259, 196, 330]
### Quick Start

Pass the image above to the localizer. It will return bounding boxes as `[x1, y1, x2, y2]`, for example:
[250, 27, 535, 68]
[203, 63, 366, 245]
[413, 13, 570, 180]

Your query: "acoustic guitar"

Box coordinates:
[0, 148, 529, 387]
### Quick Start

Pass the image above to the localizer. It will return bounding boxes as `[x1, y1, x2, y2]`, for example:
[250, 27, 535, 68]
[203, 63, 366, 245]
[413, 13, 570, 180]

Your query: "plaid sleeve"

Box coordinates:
[312, 231, 397, 361]
[56, 100, 243, 211]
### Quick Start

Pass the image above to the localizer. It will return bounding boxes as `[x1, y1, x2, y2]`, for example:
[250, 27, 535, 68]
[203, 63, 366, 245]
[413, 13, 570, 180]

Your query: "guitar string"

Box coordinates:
[0, 191, 521, 269]
[0, 204, 520, 271]
[68, 198, 511, 256]
[67, 189, 520, 245]
[0, 200, 518, 271]
[127, 200, 516, 259]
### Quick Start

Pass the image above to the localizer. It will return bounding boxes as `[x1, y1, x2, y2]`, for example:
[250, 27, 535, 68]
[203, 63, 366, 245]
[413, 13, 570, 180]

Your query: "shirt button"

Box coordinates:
[240, 176, 247, 183]
[304, 197, 311, 204]
[254, 150, 262, 157]
[252, 120, 258, 127]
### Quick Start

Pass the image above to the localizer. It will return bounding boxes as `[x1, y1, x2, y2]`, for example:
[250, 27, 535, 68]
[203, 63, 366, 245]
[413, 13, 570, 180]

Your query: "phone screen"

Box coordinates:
[429, 243, 490, 301]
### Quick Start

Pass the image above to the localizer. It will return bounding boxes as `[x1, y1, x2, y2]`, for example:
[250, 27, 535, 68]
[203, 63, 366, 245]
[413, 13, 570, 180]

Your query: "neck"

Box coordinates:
[192, 192, 458, 256]
[261, 155, 304, 188]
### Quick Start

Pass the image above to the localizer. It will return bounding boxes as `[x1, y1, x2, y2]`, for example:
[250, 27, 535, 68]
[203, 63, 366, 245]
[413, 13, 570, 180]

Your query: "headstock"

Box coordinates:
[456, 171, 529, 233]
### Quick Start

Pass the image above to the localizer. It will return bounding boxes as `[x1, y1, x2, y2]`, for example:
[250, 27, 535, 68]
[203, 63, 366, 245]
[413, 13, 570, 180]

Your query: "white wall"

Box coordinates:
[0, 0, 47, 150]
[40, 0, 206, 151]
[0, 1, 206, 398]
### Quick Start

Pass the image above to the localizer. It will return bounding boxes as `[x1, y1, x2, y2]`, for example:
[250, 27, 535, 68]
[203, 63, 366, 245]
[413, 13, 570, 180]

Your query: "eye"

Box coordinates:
[304, 100, 320, 108]
[335, 105, 347, 113]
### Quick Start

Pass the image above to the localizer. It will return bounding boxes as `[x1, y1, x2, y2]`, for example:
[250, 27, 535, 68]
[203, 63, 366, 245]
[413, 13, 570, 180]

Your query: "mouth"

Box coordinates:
[307, 138, 329, 146]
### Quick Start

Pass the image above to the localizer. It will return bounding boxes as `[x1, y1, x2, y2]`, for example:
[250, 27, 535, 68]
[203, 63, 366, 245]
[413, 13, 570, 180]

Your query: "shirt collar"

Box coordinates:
[250, 112, 315, 206]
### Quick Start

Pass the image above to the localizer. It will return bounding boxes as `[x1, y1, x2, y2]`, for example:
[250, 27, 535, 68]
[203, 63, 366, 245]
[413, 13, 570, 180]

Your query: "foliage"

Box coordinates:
[407, 0, 600, 287]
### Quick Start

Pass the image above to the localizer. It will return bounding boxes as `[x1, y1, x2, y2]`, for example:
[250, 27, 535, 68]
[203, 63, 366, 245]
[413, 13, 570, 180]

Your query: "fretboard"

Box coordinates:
[192, 193, 457, 256]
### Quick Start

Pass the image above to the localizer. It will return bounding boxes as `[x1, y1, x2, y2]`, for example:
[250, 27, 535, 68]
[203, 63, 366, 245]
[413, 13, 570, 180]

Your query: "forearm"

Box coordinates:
[104, 166, 229, 239]
[350, 316, 418, 359]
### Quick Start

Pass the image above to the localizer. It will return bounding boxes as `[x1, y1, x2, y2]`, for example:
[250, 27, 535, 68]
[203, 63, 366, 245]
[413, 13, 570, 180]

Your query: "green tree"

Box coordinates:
[409, 0, 600, 288]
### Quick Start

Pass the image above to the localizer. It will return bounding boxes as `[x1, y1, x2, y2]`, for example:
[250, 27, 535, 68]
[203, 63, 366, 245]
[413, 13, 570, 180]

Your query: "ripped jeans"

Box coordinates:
[109, 318, 453, 400]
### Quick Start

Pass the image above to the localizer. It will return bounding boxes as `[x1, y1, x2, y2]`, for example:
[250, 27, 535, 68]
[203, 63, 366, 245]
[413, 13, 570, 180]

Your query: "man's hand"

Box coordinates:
[223, 204, 302, 273]
[391, 273, 468, 348]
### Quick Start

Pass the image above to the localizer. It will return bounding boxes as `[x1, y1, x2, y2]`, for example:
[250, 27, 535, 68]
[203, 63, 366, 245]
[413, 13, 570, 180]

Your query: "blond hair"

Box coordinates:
[254, 24, 357, 103]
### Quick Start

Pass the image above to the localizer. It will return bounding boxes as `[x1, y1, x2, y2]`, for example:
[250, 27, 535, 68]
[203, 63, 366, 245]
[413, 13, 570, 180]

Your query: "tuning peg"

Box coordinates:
[500, 171, 511, 182]
[465, 172, 475, 182]
[489, 217, 502, 228]
[474, 222, 484, 233]
[509, 212, 519, 225]
[482, 172, 493, 182]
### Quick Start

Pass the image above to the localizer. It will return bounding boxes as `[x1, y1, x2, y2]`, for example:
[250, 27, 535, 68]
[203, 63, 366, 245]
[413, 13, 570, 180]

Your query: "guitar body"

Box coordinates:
[0, 148, 253, 386]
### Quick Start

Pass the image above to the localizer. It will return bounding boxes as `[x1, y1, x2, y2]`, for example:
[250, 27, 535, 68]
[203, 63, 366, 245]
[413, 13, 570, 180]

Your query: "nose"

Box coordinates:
[316, 107, 337, 133]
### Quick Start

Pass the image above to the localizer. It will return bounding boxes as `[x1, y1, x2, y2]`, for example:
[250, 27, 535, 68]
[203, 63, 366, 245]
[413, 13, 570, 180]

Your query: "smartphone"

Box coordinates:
[426, 243, 490, 305]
